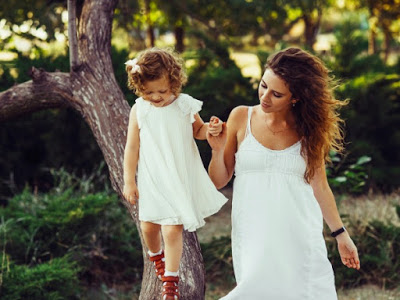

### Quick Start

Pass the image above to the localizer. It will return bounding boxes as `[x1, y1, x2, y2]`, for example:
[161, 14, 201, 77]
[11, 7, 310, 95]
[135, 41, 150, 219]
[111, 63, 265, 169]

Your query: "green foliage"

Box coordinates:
[0, 256, 81, 300]
[327, 219, 400, 289]
[201, 236, 234, 283]
[0, 169, 142, 296]
[330, 16, 369, 77]
[328, 17, 400, 191]
[0, 0, 66, 50]
[256, 49, 270, 71]
[111, 47, 137, 106]
[327, 152, 371, 194]
[336, 74, 400, 191]
[0, 50, 104, 202]
[183, 32, 256, 166]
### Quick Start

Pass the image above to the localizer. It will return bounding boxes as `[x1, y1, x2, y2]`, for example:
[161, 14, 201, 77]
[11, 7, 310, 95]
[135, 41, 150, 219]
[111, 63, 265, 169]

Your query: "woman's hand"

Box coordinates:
[336, 232, 360, 270]
[123, 183, 139, 205]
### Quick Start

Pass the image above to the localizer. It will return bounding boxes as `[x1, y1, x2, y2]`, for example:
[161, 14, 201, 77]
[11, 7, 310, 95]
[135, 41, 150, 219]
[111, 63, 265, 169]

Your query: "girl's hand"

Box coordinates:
[208, 116, 223, 137]
[207, 122, 227, 151]
[336, 232, 360, 270]
[123, 183, 139, 205]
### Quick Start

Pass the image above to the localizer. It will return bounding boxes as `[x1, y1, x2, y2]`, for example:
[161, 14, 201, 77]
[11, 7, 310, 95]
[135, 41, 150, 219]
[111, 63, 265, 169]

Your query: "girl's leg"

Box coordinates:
[140, 221, 162, 253]
[161, 225, 184, 272]
[141, 221, 165, 280]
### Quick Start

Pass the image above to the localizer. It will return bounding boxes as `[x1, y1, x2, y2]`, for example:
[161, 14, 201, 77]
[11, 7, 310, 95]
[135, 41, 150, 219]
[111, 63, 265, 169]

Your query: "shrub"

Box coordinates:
[0, 255, 81, 300]
[327, 219, 400, 289]
[327, 152, 371, 195]
[336, 74, 400, 191]
[201, 236, 234, 283]
[0, 169, 143, 294]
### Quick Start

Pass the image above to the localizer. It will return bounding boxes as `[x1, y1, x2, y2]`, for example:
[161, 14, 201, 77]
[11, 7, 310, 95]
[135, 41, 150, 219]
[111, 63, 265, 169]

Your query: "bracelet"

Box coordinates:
[331, 226, 346, 238]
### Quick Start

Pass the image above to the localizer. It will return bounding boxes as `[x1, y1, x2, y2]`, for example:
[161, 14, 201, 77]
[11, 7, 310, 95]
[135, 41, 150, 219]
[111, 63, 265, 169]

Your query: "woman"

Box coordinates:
[207, 47, 360, 299]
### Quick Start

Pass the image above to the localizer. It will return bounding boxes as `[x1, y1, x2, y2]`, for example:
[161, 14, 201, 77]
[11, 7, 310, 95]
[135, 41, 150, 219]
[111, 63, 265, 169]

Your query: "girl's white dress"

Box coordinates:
[221, 107, 337, 299]
[135, 93, 227, 232]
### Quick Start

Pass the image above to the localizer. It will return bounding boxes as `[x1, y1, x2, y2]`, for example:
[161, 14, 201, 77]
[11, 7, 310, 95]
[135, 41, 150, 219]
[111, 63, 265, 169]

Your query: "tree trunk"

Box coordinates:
[0, 0, 205, 299]
[382, 26, 391, 63]
[303, 10, 321, 50]
[175, 25, 185, 53]
[144, 0, 155, 48]
[367, 11, 378, 55]
[368, 26, 377, 55]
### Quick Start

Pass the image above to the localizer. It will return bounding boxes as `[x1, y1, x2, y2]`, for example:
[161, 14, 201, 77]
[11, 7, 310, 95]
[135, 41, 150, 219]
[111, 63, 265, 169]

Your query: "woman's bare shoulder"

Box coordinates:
[228, 105, 250, 122]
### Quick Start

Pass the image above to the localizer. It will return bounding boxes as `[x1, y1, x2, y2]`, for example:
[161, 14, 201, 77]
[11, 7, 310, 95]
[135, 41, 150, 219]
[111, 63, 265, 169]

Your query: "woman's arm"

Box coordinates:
[311, 164, 360, 270]
[207, 106, 246, 189]
[123, 105, 140, 204]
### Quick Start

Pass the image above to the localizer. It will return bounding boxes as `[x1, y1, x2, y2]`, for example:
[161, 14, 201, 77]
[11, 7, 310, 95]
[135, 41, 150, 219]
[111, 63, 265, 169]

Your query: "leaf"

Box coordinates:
[334, 176, 347, 183]
[356, 155, 372, 165]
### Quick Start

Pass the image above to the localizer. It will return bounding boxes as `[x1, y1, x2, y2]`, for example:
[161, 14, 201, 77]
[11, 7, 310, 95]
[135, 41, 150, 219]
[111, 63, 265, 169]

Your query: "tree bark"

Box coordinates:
[175, 25, 185, 53]
[68, 0, 80, 70]
[0, 0, 205, 299]
[303, 7, 321, 50]
[144, 0, 155, 48]
[382, 26, 391, 63]
[368, 19, 377, 55]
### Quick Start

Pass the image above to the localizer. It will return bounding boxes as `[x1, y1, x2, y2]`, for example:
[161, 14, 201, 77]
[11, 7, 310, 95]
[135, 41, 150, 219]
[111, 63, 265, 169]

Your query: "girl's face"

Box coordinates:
[142, 76, 174, 107]
[258, 69, 296, 113]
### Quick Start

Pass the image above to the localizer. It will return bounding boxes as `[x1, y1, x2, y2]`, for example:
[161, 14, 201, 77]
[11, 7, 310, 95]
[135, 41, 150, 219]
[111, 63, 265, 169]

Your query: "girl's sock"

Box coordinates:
[164, 270, 179, 277]
[148, 249, 163, 257]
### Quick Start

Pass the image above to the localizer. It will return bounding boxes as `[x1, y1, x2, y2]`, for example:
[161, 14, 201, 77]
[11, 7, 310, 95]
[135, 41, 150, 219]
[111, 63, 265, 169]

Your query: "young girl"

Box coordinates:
[122, 48, 227, 300]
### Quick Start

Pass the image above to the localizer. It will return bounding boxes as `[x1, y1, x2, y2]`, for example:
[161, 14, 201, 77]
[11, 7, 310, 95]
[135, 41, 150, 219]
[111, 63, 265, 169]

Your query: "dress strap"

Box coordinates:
[245, 106, 253, 137]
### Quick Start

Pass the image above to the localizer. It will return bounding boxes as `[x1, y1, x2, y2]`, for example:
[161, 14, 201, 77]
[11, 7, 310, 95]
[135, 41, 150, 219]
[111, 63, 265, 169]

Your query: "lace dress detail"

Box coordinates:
[135, 93, 227, 232]
[221, 106, 337, 300]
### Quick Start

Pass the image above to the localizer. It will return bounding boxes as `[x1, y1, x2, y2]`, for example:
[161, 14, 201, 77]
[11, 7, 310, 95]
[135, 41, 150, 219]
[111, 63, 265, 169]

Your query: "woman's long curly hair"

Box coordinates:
[126, 47, 187, 97]
[266, 47, 348, 183]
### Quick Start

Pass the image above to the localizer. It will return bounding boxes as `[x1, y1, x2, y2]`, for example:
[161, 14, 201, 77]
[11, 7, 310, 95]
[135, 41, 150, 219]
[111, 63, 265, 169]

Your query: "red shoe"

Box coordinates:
[149, 251, 165, 280]
[162, 276, 179, 300]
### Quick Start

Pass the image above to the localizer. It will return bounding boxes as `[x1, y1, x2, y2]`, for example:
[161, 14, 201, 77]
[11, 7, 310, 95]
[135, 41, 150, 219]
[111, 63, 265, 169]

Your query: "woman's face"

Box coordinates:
[258, 69, 296, 113]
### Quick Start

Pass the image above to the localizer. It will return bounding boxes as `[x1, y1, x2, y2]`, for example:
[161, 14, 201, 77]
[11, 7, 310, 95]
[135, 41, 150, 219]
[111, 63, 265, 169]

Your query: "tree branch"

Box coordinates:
[68, 0, 80, 71]
[0, 68, 73, 122]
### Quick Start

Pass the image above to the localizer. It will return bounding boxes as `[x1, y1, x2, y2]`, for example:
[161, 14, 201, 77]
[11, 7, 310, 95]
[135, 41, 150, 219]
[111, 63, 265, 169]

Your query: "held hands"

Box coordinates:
[123, 183, 139, 205]
[207, 116, 227, 151]
[208, 116, 223, 136]
[336, 232, 360, 270]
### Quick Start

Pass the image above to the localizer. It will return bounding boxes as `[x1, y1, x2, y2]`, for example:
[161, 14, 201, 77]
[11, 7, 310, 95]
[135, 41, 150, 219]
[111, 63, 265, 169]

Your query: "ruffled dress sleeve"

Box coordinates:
[135, 97, 151, 129]
[176, 93, 203, 123]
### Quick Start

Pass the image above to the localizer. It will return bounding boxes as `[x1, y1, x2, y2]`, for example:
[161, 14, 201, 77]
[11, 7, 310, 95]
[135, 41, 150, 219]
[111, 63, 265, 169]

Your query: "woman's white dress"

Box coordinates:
[135, 93, 227, 232]
[221, 107, 337, 299]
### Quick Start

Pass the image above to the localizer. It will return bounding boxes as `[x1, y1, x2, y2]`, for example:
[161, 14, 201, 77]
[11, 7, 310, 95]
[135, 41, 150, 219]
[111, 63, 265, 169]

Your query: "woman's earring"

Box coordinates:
[292, 101, 296, 107]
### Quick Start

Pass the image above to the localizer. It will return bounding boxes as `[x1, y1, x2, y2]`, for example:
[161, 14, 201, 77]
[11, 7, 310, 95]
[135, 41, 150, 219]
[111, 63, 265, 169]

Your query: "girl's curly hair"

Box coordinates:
[266, 47, 348, 183]
[126, 47, 187, 97]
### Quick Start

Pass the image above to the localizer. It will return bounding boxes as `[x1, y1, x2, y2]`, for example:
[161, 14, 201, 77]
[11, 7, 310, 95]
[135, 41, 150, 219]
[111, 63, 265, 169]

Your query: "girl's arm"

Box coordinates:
[207, 107, 245, 189]
[123, 105, 140, 204]
[192, 113, 208, 140]
[193, 114, 223, 139]
[311, 164, 360, 270]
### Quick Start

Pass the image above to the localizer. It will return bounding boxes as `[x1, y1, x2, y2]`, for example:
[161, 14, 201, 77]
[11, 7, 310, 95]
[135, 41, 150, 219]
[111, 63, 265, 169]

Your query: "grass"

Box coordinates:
[338, 193, 400, 226]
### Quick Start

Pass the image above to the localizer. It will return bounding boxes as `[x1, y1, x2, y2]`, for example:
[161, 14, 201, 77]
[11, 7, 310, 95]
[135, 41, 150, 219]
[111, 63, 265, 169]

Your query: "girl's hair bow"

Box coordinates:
[125, 58, 141, 74]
